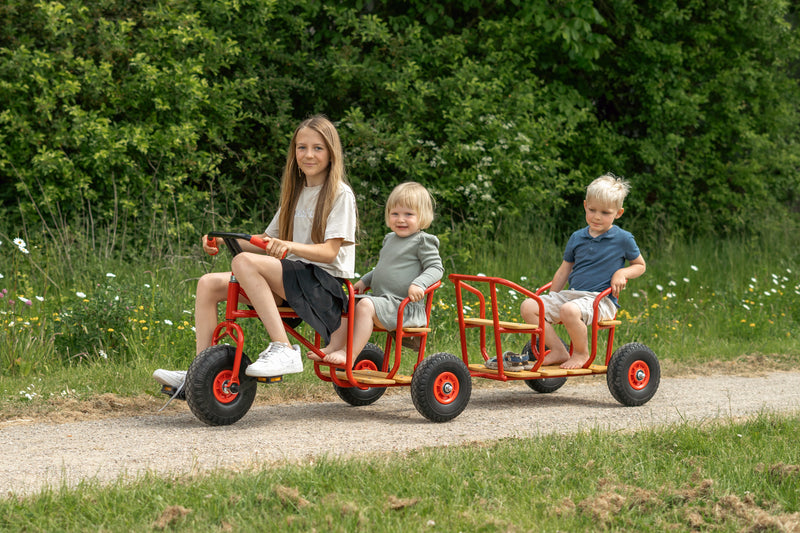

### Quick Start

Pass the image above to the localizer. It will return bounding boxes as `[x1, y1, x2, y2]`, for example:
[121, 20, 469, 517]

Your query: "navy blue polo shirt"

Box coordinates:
[563, 225, 640, 305]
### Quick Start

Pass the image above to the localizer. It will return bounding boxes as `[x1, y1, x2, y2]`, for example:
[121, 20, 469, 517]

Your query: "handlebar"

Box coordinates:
[206, 231, 287, 259]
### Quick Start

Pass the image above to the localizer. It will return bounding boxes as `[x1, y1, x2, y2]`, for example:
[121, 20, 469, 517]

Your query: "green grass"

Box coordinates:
[1, 413, 798, 531]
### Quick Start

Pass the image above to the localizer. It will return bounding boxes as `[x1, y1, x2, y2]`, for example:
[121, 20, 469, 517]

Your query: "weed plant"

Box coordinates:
[1, 413, 797, 531]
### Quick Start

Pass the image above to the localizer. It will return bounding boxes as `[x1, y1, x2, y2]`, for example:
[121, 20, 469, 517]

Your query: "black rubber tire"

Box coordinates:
[607, 342, 660, 406]
[186, 345, 258, 426]
[520, 340, 567, 394]
[333, 343, 387, 406]
[411, 352, 472, 422]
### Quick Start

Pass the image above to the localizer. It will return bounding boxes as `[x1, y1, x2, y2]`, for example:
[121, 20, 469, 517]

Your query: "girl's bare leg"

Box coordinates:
[323, 298, 378, 365]
[230, 253, 292, 345]
[195, 272, 232, 355]
[320, 319, 348, 357]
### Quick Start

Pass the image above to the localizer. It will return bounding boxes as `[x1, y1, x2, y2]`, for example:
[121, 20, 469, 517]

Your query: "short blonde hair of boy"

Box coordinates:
[385, 182, 435, 230]
[586, 173, 631, 209]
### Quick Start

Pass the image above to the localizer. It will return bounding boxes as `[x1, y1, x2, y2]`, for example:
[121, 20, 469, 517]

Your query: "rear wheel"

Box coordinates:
[607, 342, 660, 406]
[186, 345, 257, 426]
[520, 340, 567, 394]
[411, 353, 472, 422]
[333, 343, 387, 406]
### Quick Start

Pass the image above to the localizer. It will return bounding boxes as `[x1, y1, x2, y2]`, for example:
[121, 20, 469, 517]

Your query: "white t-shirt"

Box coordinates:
[265, 182, 357, 278]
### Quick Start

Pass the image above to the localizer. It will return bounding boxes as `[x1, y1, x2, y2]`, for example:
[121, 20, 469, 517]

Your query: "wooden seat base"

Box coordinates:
[333, 369, 413, 385]
[464, 316, 620, 329]
[468, 363, 607, 377]
[462, 318, 538, 330]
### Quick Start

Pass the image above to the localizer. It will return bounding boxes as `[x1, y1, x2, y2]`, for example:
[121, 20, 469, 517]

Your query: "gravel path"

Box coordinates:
[3, 372, 800, 497]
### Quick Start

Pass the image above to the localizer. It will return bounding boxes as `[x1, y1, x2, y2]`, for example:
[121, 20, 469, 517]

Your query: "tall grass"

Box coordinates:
[1, 217, 800, 407]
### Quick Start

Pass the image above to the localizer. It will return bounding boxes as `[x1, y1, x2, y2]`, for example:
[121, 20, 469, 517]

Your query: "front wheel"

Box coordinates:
[411, 352, 472, 422]
[333, 343, 387, 406]
[186, 345, 257, 426]
[607, 342, 660, 406]
[520, 340, 567, 394]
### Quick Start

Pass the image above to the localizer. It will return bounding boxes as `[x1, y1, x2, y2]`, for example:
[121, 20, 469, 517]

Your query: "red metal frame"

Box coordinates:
[448, 274, 619, 381]
[314, 280, 442, 389]
[210, 272, 442, 392]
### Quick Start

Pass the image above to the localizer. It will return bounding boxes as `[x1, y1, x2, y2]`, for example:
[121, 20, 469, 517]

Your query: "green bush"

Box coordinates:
[1, 0, 798, 259]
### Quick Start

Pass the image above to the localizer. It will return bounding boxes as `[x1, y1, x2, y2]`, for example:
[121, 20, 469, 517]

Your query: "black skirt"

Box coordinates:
[281, 259, 347, 344]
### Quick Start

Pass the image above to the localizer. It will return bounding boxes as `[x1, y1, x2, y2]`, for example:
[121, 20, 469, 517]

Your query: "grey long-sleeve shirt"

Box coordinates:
[360, 231, 443, 329]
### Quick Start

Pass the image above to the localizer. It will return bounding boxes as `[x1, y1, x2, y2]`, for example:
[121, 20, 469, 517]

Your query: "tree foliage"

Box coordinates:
[1, 0, 798, 262]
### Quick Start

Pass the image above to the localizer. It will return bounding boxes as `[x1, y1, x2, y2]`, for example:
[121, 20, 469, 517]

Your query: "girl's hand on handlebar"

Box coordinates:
[265, 237, 291, 259]
[202, 235, 219, 256]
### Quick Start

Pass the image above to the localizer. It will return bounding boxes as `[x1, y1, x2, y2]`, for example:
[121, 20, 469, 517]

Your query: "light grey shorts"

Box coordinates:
[538, 290, 617, 325]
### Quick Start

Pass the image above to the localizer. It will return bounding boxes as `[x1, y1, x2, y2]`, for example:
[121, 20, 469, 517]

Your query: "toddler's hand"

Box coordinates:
[353, 280, 367, 294]
[408, 284, 424, 302]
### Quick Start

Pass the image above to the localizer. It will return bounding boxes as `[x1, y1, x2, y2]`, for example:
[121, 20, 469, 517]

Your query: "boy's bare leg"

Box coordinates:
[520, 298, 570, 366]
[559, 303, 590, 369]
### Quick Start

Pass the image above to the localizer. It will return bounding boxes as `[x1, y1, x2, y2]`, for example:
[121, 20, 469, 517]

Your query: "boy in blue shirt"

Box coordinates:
[520, 174, 646, 369]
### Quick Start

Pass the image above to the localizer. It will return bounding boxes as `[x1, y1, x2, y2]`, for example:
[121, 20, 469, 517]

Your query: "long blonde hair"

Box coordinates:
[278, 115, 349, 243]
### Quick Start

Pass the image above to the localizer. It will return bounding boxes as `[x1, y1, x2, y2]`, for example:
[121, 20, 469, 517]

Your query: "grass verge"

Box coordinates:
[1, 413, 798, 531]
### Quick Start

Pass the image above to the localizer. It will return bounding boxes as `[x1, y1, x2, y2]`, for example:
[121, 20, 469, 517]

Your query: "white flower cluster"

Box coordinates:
[12, 238, 29, 254]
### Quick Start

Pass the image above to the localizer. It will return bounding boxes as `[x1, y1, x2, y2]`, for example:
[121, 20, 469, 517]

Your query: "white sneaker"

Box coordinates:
[245, 342, 303, 377]
[152, 369, 187, 388]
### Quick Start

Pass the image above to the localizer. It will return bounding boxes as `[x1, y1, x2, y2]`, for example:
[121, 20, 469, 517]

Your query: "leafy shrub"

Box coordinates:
[0, 0, 798, 261]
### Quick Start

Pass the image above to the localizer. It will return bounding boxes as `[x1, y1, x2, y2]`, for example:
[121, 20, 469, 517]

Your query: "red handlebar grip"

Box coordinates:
[206, 236, 218, 256]
[249, 236, 287, 259]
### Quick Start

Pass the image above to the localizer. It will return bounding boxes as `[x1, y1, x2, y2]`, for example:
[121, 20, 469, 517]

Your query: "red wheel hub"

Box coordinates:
[355, 359, 378, 372]
[628, 361, 650, 390]
[213, 370, 238, 403]
[433, 372, 459, 404]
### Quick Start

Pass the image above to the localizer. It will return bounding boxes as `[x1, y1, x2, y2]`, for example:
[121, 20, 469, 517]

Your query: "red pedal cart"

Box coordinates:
[448, 273, 660, 405]
[162, 232, 472, 425]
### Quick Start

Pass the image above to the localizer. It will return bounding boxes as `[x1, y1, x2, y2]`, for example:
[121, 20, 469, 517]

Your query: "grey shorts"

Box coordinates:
[539, 290, 617, 325]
